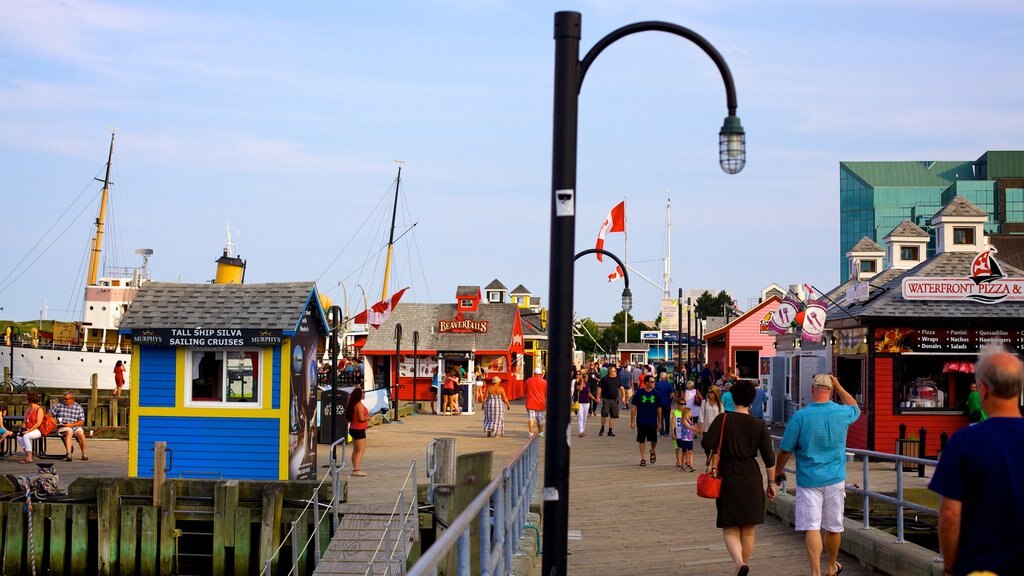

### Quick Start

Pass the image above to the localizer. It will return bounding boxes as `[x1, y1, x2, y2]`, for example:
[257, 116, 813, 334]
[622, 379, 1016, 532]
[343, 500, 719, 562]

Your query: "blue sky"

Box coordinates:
[1, 0, 1022, 324]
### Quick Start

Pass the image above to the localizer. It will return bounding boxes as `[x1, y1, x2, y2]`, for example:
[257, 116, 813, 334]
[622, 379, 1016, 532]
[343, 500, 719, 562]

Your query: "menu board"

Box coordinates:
[874, 327, 1024, 354]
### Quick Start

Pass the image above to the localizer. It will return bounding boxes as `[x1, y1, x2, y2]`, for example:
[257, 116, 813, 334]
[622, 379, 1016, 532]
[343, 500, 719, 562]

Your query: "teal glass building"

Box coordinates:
[839, 151, 1024, 282]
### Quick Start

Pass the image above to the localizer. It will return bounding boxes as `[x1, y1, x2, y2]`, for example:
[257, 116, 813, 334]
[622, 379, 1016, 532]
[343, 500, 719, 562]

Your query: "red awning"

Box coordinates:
[942, 361, 974, 374]
[353, 336, 367, 348]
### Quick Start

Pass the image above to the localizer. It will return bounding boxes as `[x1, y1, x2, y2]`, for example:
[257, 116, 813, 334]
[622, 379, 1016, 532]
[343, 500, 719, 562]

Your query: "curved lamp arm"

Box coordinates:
[577, 20, 745, 174]
[574, 248, 632, 312]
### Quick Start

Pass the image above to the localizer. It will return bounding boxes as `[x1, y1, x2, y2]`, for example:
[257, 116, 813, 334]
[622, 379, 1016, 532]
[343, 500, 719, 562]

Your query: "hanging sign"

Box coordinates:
[800, 300, 827, 343]
[902, 249, 1024, 304]
[130, 328, 283, 347]
[769, 295, 800, 334]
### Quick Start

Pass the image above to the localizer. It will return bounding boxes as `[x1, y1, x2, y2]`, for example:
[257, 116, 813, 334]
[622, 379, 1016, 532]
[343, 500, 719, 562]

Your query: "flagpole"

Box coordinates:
[623, 196, 628, 344]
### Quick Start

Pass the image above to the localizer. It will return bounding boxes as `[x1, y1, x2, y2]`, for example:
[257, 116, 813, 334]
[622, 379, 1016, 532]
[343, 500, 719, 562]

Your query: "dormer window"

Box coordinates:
[900, 246, 920, 261]
[860, 260, 876, 273]
[953, 227, 975, 245]
[460, 299, 474, 308]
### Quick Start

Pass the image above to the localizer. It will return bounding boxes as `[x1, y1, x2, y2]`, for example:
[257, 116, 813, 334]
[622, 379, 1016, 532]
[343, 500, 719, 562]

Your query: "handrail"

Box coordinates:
[770, 436, 939, 543]
[261, 435, 347, 576]
[362, 459, 418, 575]
[407, 433, 540, 576]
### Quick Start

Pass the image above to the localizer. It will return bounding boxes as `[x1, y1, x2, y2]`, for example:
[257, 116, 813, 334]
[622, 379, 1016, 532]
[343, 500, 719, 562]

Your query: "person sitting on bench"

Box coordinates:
[49, 391, 88, 461]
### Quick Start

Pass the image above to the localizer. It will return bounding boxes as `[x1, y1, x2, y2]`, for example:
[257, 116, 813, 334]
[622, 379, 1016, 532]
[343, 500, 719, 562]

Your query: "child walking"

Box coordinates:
[673, 403, 697, 472]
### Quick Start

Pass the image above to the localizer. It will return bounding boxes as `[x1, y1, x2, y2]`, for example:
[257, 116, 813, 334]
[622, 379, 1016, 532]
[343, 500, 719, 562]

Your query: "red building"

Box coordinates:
[824, 198, 1024, 455]
[360, 286, 527, 403]
[703, 296, 782, 380]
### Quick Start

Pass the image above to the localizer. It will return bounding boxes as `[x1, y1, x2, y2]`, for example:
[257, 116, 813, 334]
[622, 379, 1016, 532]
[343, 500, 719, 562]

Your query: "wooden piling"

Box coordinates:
[234, 507, 252, 576]
[30, 502, 46, 575]
[158, 480, 177, 574]
[153, 441, 167, 507]
[213, 479, 239, 574]
[49, 503, 68, 576]
[432, 438, 457, 576]
[90, 374, 99, 428]
[70, 504, 88, 574]
[4, 500, 23, 575]
[97, 479, 121, 575]
[454, 451, 493, 574]
[258, 484, 284, 573]
[118, 505, 139, 575]
[139, 505, 158, 576]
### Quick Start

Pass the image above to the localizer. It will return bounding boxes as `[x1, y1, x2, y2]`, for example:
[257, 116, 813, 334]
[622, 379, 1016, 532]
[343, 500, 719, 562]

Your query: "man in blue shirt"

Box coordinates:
[630, 375, 662, 466]
[654, 372, 674, 437]
[929, 345, 1024, 576]
[750, 383, 767, 420]
[618, 363, 634, 408]
[774, 374, 859, 576]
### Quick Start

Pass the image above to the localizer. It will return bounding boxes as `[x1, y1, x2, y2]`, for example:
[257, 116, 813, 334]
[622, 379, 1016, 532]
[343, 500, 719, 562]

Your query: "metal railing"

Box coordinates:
[362, 460, 419, 575]
[771, 436, 938, 543]
[260, 435, 347, 576]
[407, 433, 540, 576]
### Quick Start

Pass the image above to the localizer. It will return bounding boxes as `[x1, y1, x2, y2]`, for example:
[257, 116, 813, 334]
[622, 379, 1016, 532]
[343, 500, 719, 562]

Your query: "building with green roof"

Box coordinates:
[839, 151, 1024, 282]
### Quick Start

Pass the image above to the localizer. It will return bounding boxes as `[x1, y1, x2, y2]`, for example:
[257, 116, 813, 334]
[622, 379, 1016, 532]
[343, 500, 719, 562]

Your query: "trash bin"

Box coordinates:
[318, 386, 352, 444]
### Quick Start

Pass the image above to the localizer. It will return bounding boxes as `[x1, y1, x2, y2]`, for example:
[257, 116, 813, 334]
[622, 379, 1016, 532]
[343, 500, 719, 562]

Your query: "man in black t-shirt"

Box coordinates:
[597, 366, 625, 437]
[631, 375, 662, 466]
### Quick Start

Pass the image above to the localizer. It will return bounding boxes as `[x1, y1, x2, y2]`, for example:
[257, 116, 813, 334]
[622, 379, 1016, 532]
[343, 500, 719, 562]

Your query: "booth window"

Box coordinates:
[894, 355, 973, 413]
[860, 260, 876, 273]
[188, 350, 261, 405]
[630, 353, 646, 364]
[900, 246, 919, 261]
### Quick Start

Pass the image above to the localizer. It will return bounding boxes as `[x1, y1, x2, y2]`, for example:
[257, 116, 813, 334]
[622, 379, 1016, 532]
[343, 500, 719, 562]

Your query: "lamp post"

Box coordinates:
[687, 297, 693, 368]
[393, 323, 402, 422]
[412, 330, 420, 414]
[545, 12, 745, 575]
[329, 305, 342, 444]
[677, 289, 683, 376]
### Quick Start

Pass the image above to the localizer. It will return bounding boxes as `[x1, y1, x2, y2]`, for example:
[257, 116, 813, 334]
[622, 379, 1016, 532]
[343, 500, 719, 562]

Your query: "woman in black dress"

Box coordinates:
[701, 379, 776, 576]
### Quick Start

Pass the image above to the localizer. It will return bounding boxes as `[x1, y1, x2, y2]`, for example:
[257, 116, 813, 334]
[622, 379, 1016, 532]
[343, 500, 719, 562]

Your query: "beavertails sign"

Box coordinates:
[902, 249, 1024, 304]
[438, 319, 489, 333]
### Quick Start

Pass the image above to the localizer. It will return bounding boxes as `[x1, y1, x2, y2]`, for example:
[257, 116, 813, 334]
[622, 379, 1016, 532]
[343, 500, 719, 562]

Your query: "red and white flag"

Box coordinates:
[595, 201, 625, 262]
[353, 287, 409, 328]
[608, 266, 624, 282]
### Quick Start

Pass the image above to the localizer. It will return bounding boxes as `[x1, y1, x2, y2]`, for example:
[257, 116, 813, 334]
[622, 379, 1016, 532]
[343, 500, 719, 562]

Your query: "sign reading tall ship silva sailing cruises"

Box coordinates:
[902, 249, 1024, 304]
[130, 328, 283, 347]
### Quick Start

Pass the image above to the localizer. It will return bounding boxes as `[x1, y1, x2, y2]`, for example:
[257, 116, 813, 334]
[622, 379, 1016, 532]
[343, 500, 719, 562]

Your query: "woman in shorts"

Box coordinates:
[345, 387, 370, 476]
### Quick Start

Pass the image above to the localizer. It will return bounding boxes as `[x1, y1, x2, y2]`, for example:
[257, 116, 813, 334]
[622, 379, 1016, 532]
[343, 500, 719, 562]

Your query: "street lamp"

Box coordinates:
[545, 12, 745, 576]
[573, 248, 632, 318]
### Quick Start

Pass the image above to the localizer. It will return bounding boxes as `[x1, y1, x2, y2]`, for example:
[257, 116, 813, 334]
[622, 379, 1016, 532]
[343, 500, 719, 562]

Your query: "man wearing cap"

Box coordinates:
[773, 374, 859, 576]
[524, 367, 548, 437]
[929, 345, 1024, 576]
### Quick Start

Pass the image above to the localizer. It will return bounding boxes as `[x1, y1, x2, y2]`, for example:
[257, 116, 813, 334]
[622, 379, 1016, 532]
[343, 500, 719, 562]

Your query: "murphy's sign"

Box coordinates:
[438, 319, 489, 334]
[131, 328, 283, 347]
[902, 249, 1024, 304]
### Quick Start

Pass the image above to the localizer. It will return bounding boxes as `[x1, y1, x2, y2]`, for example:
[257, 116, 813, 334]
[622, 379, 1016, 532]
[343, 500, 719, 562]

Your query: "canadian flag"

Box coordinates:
[595, 201, 625, 262]
[608, 266, 624, 282]
[353, 287, 409, 328]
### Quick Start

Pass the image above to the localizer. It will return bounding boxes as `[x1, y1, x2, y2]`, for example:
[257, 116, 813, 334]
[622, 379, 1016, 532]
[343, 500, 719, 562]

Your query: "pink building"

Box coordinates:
[703, 296, 781, 379]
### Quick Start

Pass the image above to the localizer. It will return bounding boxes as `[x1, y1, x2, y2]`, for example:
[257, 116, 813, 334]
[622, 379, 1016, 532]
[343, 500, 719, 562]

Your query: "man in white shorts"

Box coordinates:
[774, 374, 859, 576]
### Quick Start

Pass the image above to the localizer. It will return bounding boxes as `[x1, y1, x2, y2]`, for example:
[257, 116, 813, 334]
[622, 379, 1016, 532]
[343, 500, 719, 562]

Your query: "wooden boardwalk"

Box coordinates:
[0, 401, 907, 575]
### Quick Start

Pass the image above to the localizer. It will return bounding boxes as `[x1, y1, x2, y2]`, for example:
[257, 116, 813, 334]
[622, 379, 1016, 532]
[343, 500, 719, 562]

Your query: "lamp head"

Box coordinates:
[621, 287, 633, 313]
[719, 115, 746, 174]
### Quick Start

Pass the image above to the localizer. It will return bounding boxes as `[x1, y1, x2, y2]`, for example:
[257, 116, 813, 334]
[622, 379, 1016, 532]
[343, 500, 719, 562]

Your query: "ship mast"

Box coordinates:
[86, 132, 115, 286]
[380, 161, 403, 300]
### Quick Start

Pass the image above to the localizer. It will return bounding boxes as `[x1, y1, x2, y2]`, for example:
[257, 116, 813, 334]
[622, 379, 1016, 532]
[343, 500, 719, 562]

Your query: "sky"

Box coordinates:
[1, 0, 1022, 325]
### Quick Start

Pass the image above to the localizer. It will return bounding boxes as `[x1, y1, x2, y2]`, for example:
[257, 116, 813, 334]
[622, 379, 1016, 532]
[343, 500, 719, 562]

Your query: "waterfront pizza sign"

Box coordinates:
[874, 327, 1024, 354]
[902, 249, 1024, 304]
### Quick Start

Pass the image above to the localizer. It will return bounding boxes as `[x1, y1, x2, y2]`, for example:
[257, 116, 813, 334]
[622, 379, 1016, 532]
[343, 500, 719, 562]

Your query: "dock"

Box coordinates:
[0, 401, 936, 575]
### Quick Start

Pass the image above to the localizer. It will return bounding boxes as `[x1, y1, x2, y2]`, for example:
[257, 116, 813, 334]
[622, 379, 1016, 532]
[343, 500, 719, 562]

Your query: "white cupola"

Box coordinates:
[846, 236, 885, 281]
[883, 220, 930, 270]
[930, 196, 989, 255]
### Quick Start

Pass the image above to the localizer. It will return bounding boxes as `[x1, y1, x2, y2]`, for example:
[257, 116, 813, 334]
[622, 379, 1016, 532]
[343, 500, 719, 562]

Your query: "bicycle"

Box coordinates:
[1, 377, 37, 394]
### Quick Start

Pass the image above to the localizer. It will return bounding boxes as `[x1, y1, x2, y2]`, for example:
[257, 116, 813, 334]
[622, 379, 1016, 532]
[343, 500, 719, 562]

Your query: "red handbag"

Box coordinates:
[696, 412, 726, 499]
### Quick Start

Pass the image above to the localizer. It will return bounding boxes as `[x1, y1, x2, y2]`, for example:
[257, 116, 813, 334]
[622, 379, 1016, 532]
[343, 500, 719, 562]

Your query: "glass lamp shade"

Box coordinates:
[621, 287, 633, 313]
[719, 115, 746, 174]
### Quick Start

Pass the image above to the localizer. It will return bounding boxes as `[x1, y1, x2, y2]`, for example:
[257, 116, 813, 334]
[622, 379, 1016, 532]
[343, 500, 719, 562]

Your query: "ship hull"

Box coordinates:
[0, 344, 129, 390]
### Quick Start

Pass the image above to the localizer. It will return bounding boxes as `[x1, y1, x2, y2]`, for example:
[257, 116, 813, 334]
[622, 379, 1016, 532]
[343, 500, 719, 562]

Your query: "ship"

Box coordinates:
[0, 133, 149, 391]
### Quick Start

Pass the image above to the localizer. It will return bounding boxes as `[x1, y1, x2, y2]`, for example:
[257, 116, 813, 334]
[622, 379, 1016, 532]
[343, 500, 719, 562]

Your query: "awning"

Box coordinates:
[942, 361, 974, 374]
[353, 336, 367, 348]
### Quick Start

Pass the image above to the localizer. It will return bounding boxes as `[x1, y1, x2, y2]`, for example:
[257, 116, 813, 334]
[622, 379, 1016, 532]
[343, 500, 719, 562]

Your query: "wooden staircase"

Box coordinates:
[314, 504, 420, 575]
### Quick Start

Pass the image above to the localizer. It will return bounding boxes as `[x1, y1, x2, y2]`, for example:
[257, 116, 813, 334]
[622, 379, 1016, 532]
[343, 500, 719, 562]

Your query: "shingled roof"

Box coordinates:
[456, 286, 480, 298]
[848, 236, 884, 253]
[361, 302, 519, 353]
[119, 282, 322, 332]
[484, 279, 507, 291]
[827, 252, 1024, 321]
[509, 284, 531, 295]
[885, 219, 930, 239]
[935, 196, 988, 218]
